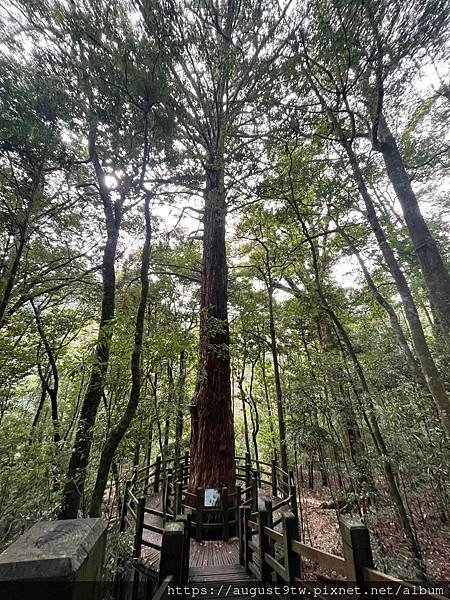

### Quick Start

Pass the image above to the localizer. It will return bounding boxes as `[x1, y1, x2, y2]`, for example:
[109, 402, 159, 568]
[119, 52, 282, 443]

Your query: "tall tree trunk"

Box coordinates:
[237, 363, 252, 459]
[342, 233, 422, 380]
[174, 350, 186, 471]
[89, 195, 152, 517]
[189, 161, 235, 492]
[309, 82, 450, 434]
[261, 352, 278, 460]
[60, 127, 123, 519]
[163, 362, 173, 459]
[267, 282, 289, 475]
[343, 142, 450, 434]
[290, 201, 425, 572]
[302, 72, 450, 432]
[376, 114, 450, 337]
[331, 301, 425, 575]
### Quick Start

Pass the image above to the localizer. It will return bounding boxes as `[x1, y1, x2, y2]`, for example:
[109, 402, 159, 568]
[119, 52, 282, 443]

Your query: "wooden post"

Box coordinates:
[133, 496, 146, 558]
[175, 481, 183, 516]
[222, 487, 229, 541]
[183, 451, 190, 485]
[271, 459, 278, 497]
[258, 509, 270, 583]
[154, 454, 162, 493]
[243, 506, 252, 574]
[158, 522, 186, 585]
[235, 484, 242, 507]
[238, 506, 246, 566]
[234, 484, 241, 536]
[251, 470, 258, 513]
[175, 514, 191, 584]
[264, 499, 275, 566]
[196, 488, 204, 542]
[245, 452, 251, 488]
[340, 518, 374, 586]
[166, 469, 173, 515]
[120, 479, 131, 532]
[283, 512, 301, 583]
[289, 470, 298, 517]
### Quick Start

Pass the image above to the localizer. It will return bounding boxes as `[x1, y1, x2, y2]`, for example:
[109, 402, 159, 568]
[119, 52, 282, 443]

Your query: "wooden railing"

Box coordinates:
[115, 517, 190, 600]
[238, 508, 447, 599]
[116, 455, 447, 600]
[120, 452, 295, 552]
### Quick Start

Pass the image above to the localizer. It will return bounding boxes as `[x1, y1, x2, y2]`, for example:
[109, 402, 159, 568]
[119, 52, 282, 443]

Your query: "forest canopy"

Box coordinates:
[0, 0, 449, 583]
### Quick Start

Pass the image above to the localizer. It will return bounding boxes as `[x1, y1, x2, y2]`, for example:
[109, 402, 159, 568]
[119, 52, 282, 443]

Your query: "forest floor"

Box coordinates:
[298, 482, 450, 583]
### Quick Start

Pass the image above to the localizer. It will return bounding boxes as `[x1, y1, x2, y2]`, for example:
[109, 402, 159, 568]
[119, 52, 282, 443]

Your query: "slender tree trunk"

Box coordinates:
[290, 196, 425, 571]
[267, 282, 289, 475]
[0, 160, 44, 328]
[163, 363, 173, 459]
[377, 115, 450, 337]
[60, 224, 120, 518]
[238, 368, 252, 459]
[30, 374, 48, 439]
[60, 127, 123, 519]
[342, 233, 422, 380]
[248, 360, 260, 473]
[331, 299, 425, 575]
[89, 195, 152, 517]
[189, 160, 235, 492]
[304, 76, 450, 433]
[174, 350, 186, 471]
[343, 142, 450, 434]
[261, 353, 278, 460]
[31, 301, 61, 444]
[0, 234, 27, 328]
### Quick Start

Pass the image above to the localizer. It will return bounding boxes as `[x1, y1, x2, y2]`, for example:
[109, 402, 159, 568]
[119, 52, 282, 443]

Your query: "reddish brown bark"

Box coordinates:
[189, 163, 235, 493]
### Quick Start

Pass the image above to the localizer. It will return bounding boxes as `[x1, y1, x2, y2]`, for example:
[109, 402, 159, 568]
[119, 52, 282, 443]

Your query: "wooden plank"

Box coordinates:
[291, 540, 346, 575]
[153, 574, 173, 600]
[265, 553, 287, 579]
[263, 526, 284, 544]
[143, 523, 164, 534]
[145, 507, 164, 517]
[141, 539, 162, 551]
[273, 496, 291, 511]
[189, 564, 247, 575]
[248, 561, 260, 579]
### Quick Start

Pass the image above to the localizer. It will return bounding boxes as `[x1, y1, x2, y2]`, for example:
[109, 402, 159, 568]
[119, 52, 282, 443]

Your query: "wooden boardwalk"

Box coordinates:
[189, 564, 258, 600]
[141, 492, 239, 570]
[140, 488, 289, 573]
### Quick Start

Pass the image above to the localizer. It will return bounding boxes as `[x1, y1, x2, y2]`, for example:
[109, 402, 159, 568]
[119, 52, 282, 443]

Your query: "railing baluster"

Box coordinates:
[133, 496, 146, 559]
[258, 509, 270, 583]
[154, 454, 162, 493]
[271, 458, 278, 497]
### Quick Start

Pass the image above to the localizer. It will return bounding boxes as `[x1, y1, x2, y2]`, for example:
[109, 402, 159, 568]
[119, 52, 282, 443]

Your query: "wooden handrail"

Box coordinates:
[272, 495, 291, 510]
[128, 490, 139, 505]
[363, 569, 447, 600]
[153, 574, 174, 600]
[291, 540, 346, 575]
[263, 525, 284, 544]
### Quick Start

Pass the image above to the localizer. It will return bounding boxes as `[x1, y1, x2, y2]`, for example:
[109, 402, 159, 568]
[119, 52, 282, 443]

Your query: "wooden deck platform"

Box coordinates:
[141, 492, 240, 570]
[140, 489, 289, 572]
